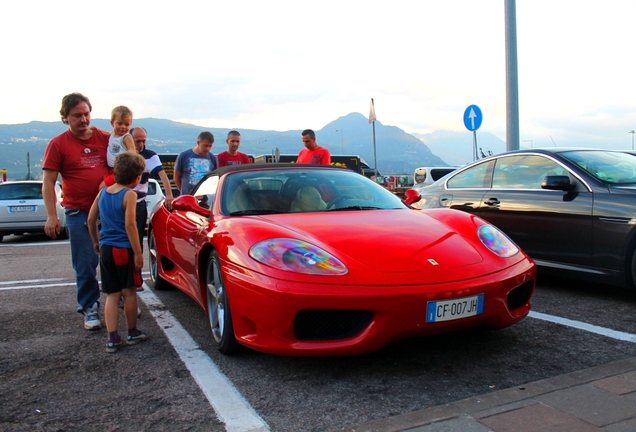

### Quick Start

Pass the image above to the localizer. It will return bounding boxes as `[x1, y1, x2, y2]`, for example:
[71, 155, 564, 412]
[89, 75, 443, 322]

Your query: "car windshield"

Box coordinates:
[210, 168, 405, 215]
[0, 183, 43, 200]
[560, 150, 636, 184]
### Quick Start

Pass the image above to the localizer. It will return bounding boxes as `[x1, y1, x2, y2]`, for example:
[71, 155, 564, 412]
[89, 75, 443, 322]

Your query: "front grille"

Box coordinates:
[294, 309, 373, 341]
[507, 280, 534, 310]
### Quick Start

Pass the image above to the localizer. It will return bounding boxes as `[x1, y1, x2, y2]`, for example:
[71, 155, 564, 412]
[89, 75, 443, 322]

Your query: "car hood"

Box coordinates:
[257, 209, 487, 275]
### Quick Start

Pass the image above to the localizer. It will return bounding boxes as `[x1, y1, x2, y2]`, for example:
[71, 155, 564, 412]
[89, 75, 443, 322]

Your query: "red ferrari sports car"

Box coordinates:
[148, 164, 535, 356]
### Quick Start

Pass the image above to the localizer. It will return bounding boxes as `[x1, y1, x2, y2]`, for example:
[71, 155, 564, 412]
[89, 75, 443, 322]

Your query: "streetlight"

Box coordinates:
[335, 129, 344, 153]
[629, 131, 635, 150]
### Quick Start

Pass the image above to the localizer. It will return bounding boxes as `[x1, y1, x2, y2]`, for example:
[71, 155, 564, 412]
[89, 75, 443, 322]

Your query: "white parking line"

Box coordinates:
[0, 282, 75, 291]
[0, 277, 66, 285]
[529, 311, 636, 343]
[0, 240, 70, 247]
[138, 282, 270, 432]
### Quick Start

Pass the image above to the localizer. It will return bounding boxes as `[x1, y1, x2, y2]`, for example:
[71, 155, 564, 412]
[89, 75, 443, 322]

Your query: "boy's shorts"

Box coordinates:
[100, 245, 142, 294]
[103, 170, 115, 187]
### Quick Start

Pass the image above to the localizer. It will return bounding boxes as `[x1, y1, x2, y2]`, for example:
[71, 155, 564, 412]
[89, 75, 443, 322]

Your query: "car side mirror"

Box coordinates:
[172, 195, 211, 217]
[404, 188, 422, 205]
[541, 175, 575, 191]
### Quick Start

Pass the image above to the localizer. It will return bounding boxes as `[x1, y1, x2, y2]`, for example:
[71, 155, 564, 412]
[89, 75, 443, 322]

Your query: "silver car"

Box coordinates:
[0, 180, 67, 242]
[145, 179, 165, 226]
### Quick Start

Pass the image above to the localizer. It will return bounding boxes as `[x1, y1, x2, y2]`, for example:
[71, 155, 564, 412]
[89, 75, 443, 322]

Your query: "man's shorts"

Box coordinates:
[100, 245, 142, 294]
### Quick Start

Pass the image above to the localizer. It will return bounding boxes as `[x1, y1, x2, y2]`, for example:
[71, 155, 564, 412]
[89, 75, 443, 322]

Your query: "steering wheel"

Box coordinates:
[326, 195, 354, 209]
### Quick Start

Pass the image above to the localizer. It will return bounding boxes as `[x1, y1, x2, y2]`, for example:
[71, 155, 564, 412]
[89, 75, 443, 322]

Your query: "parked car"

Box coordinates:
[145, 179, 165, 225]
[409, 148, 636, 288]
[413, 166, 458, 188]
[148, 163, 535, 356]
[0, 180, 67, 242]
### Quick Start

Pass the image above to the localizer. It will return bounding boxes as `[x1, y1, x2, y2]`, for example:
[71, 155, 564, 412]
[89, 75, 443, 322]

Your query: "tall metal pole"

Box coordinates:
[372, 122, 378, 179]
[369, 98, 378, 179]
[27, 151, 31, 180]
[505, 0, 520, 151]
[630, 130, 635, 150]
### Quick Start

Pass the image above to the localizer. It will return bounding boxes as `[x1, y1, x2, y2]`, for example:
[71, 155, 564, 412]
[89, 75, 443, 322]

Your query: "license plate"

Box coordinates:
[426, 294, 484, 323]
[9, 206, 36, 213]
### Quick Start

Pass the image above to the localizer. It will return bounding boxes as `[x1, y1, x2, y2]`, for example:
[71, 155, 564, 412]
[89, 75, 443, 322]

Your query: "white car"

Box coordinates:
[145, 179, 165, 225]
[0, 180, 67, 242]
[413, 166, 458, 188]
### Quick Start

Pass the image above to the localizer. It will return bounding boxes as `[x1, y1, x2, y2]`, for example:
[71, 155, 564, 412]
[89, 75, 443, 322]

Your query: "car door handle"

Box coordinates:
[439, 195, 452, 207]
[483, 197, 501, 206]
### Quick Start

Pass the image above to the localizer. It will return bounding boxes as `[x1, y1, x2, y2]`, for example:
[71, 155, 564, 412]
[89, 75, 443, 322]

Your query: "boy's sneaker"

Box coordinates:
[126, 330, 148, 345]
[106, 339, 124, 353]
[83, 301, 101, 331]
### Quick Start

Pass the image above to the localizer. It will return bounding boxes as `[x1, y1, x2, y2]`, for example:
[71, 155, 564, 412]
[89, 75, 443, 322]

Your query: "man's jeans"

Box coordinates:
[65, 209, 100, 311]
[135, 200, 148, 251]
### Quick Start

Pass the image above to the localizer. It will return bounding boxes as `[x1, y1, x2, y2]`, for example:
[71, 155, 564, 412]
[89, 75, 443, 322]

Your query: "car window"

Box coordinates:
[561, 150, 636, 184]
[219, 168, 404, 215]
[447, 161, 494, 188]
[193, 176, 219, 209]
[147, 180, 157, 195]
[430, 168, 456, 181]
[492, 155, 564, 189]
[0, 183, 43, 200]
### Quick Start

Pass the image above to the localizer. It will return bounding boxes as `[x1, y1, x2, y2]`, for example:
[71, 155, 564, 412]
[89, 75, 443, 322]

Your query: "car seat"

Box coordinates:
[226, 183, 253, 214]
[291, 186, 327, 212]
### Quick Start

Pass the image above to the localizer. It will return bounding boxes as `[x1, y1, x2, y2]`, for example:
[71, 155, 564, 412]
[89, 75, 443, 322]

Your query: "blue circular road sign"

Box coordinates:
[463, 105, 483, 131]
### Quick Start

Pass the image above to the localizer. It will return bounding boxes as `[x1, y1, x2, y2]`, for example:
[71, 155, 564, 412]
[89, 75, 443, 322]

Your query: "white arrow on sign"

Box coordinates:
[468, 107, 477, 130]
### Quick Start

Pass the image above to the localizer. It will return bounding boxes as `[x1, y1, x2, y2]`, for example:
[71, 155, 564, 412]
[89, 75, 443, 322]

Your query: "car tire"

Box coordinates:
[148, 229, 170, 291]
[206, 251, 240, 354]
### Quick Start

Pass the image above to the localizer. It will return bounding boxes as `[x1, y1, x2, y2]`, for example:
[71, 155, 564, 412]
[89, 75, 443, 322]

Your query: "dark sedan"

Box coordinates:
[408, 148, 636, 288]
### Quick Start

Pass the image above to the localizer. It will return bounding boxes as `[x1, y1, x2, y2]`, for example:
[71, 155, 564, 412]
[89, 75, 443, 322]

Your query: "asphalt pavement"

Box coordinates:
[3, 235, 636, 432]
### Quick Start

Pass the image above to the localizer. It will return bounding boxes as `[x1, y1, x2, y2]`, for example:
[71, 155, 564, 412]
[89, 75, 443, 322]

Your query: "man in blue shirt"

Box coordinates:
[174, 131, 218, 196]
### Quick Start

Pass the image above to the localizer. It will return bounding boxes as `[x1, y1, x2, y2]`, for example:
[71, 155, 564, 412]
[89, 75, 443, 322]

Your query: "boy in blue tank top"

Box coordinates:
[88, 152, 148, 353]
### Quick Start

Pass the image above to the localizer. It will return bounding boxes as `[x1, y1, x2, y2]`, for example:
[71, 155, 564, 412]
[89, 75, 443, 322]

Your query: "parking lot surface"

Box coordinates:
[2, 234, 636, 431]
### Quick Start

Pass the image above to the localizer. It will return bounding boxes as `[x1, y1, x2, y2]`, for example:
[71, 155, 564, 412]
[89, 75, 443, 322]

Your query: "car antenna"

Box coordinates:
[549, 135, 557, 147]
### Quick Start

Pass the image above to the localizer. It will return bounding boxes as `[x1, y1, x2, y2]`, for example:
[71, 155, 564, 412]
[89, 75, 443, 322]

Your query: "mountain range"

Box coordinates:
[0, 112, 506, 180]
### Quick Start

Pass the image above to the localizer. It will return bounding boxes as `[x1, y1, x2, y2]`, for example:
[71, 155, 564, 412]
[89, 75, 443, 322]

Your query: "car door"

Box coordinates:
[166, 176, 219, 296]
[479, 154, 593, 267]
[435, 159, 494, 214]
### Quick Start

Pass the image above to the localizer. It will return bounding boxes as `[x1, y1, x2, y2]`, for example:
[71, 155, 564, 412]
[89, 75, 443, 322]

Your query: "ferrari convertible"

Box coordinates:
[148, 163, 535, 356]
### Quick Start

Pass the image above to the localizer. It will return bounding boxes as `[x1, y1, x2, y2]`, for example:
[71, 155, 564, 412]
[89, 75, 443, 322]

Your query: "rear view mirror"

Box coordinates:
[541, 175, 575, 191]
[172, 195, 211, 217]
[404, 189, 422, 205]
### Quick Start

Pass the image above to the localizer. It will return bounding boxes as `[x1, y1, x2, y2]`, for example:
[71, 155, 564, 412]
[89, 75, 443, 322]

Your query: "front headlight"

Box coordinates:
[250, 238, 348, 275]
[477, 225, 519, 258]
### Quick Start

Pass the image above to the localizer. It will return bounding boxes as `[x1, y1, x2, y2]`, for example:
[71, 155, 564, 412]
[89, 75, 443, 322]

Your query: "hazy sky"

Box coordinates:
[2, 1, 635, 149]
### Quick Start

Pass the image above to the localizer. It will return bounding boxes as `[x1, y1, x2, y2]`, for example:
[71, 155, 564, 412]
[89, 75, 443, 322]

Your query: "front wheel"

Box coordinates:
[206, 251, 240, 354]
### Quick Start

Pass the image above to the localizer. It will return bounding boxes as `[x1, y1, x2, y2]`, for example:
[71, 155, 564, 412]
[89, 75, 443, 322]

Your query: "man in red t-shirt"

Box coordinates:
[216, 130, 251, 167]
[297, 129, 331, 165]
[43, 93, 110, 331]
